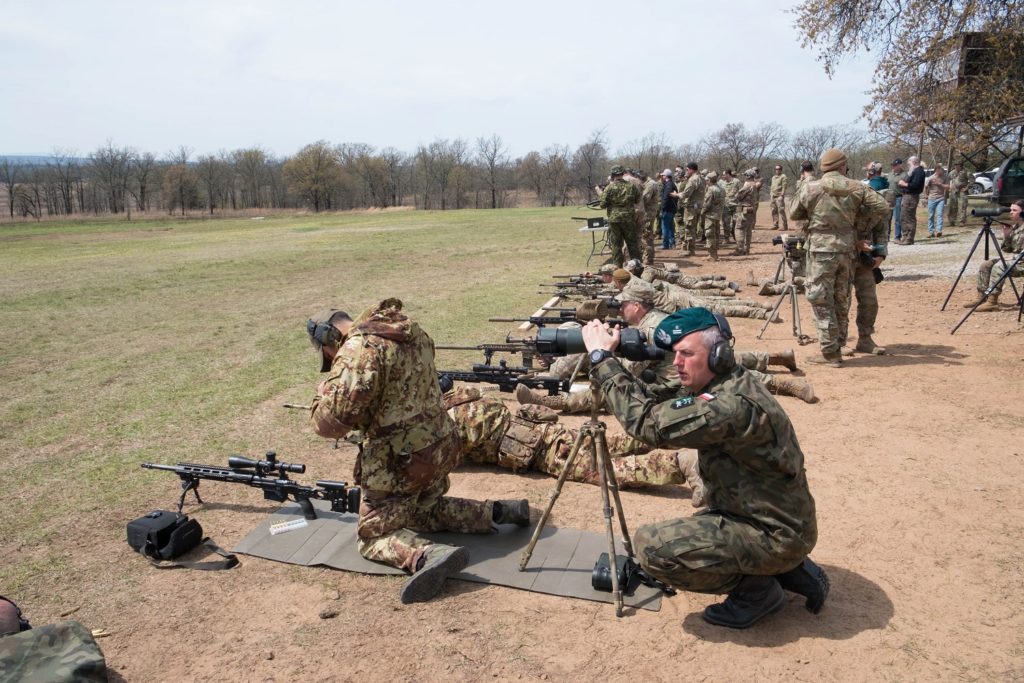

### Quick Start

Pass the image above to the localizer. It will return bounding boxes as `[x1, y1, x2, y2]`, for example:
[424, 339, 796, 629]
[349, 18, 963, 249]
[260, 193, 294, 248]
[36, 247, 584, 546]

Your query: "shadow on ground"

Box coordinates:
[847, 343, 967, 367]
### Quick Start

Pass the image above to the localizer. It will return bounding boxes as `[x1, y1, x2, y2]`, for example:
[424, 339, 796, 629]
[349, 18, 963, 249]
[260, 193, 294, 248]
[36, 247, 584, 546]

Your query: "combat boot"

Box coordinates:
[702, 575, 787, 629]
[768, 375, 817, 404]
[854, 336, 886, 355]
[728, 281, 742, 292]
[758, 308, 783, 324]
[806, 352, 842, 368]
[746, 270, 758, 286]
[492, 499, 530, 527]
[962, 291, 987, 308]
[758, 280, 776, 296]
[976, 293, 1000, 312]
[515, 384, 568, 411]
[676, 451, 706, 507]
[400, 544, 469, 604]
[769, 349, 798, 371]
[775, 557, 830, 614]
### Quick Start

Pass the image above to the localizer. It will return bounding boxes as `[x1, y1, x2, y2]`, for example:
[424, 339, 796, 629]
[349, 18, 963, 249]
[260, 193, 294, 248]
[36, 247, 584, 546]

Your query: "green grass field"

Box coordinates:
[0, 207, 592, 593]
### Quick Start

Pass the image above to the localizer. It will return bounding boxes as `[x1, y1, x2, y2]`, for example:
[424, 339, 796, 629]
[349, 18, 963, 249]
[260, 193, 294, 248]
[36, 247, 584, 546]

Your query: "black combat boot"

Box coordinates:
[774, 557, 830, 614]
[492, 499, 530, 527]
[400, 544, 470, 604]
[702, 575, 786, 629]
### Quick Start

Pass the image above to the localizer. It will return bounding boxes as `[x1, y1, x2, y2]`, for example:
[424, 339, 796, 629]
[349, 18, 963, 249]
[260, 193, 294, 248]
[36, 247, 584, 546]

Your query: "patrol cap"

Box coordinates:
[307, 308, 351, 372]
[653, 308, 719, 351]
[612, 268, 632, 284]
[618, 278, 656, 305]
[597, 263, 617, 275]
[610, 165, 625, 175]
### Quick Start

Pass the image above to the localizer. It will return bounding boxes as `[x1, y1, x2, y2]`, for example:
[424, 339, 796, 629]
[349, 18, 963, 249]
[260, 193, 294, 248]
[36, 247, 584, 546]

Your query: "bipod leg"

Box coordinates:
[757, 287, 789, 340]
[590, 421, 625, 617]
[941, 224, 990, 310]
[177, 478, 203, 514]
[518, 423, 591, 571]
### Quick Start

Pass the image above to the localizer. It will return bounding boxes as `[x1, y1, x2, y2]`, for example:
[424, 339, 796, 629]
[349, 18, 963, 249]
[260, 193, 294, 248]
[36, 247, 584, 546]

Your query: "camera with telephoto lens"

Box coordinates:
[534, 327, 664, 362]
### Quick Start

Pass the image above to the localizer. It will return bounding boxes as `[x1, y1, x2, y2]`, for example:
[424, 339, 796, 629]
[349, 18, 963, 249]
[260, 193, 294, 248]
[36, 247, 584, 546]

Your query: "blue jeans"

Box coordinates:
[892, 195, 902, 240]
[927, 198, 945, 235]
[660, 211, 675, 248]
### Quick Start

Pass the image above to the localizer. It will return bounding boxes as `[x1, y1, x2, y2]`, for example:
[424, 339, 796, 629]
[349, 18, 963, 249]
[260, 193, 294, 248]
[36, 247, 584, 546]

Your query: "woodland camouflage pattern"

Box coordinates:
[593, 361, 817, 593]
[599, 179, 642, 266]
[309, 298, 491, 572]
[0, 621, 107, 682]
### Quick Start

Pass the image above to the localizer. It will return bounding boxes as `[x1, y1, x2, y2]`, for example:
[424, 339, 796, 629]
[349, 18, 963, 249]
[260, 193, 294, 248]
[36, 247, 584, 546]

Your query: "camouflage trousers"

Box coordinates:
[759, 276, 806, 295]
[0, 620, 107, 682]
[637, 210, 655, 265]
[693, 297, 772, 320]
[852, 264, 879, 338]
[724, 203, 738, 241]
[806, 251, 853, 355]
[357, 480, 493, 573]
[771, 196, 788, 229]
[607, 218, 641, 267]
[682, 208, 702, 253]
[703, 215, 720, 258]
[978, 257, 1024, 294]
[634, 509, 811, 594]
[736, 208, 756, 253]
[947, 190, 968, 225]
[900, 193, 920, 242]
[736, 350, 771, 372]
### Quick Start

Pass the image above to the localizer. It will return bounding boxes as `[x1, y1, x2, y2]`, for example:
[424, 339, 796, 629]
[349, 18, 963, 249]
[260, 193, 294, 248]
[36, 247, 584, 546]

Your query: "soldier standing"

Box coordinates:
[849, 187, 889, 355]
[731, 169, 760, 256]
[596, 165, 642, 266]
[947, 162, 970, 227]
[307, 302, 529, 603]
[789, 149, 890, 366]
[770, 165, 789, 230]
[672, 162, 706, 256]
[639, 170, 661, 264]
[722, 169, 741, 244]
[887, 158, 907, 242]
[580, 309, 827, 629]
[701, 171, 725, 261]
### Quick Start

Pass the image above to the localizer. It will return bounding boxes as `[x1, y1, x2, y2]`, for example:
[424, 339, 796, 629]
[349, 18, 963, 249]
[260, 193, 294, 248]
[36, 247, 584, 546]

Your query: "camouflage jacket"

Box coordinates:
[1003, 223, 1024, 254]
[856, 187, 890, 260]
[735, 180, 759, 212]
[310, 298, 458, 495]
[770, 173, 788, 198]
[949, 169, 970, 191]
[701, 182, 725, 218]
[789, 170, 889, 253]
[599, 179, 641, 221]
[642, 178, 661, 216]
[678, 173, 706, 212]
[592, 361, 817, 558]
[723, 177, 742, 204]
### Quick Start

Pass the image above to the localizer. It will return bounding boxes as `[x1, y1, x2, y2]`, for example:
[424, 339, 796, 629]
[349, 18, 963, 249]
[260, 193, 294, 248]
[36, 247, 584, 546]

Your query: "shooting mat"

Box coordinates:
[233, 500, 663, 611]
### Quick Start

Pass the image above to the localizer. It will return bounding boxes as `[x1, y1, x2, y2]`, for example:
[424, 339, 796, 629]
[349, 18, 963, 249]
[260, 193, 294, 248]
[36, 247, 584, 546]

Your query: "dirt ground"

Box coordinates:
[19, 205, 1024, 682]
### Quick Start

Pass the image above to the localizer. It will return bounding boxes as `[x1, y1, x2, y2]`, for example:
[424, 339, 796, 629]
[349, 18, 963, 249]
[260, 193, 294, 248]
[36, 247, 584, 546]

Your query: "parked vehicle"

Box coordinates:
[970, 166, 1000, 195]
[990, 156, 1024, 206]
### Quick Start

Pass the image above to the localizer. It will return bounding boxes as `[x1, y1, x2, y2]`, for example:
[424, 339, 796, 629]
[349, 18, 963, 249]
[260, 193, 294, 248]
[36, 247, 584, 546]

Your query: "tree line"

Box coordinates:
[0, 122, 957, 221]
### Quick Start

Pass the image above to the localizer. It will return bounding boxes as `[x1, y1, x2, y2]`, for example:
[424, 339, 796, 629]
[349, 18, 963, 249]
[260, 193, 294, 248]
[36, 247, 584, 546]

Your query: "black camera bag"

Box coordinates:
[127, 510, 237, 570]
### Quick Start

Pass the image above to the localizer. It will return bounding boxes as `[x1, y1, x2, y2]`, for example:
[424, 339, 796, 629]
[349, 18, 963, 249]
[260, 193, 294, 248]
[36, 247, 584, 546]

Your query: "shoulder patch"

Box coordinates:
[671, 397, 694, 409]
[698, 392, 715, 401]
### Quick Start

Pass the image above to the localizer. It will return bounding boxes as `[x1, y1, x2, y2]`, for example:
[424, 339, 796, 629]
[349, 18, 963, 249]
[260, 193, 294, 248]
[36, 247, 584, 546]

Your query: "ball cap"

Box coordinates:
[653, 308, 719, 350]
[618, 278, 656, 305]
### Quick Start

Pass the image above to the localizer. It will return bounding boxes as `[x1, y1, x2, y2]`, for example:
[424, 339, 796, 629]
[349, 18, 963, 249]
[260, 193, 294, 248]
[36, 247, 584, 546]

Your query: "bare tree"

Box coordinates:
[89, 142, 136, 214]
[476, 134, 509, 209]
[133, 152, 157, 213]
[747, 122, 790, 172]
[786, 124, 866, 175]
[233, 147, 269, 208]
[617, 133, 674, 178]
[196, 154, 231, 215]
[283, 141, 341, 212]
[571, 128, 609, 202]
[0, 158, 23, 218]
[48, 148, 79, 215]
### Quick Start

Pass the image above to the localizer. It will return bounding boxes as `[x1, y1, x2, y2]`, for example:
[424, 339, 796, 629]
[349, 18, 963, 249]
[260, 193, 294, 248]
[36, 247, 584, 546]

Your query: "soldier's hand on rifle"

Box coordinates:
[582, 319, 620, 353]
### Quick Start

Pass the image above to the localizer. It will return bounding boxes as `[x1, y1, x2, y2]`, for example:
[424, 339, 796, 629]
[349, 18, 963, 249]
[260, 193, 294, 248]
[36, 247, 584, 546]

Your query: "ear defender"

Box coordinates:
[707, 313, 736, 375]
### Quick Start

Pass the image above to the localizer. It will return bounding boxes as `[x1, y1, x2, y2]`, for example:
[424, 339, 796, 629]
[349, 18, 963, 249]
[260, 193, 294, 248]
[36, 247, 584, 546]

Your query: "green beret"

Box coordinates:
[653, 308, 719, 350]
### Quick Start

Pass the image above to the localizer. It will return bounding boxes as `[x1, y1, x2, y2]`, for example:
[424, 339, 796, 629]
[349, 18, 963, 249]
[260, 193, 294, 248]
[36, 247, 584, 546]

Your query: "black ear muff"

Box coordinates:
[707, 313, 736, 375]
[307, 319, 342, 346]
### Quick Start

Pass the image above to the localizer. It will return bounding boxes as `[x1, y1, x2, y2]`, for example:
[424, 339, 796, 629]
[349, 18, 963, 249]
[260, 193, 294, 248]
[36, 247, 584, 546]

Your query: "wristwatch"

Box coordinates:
[589, 349, 613, 366]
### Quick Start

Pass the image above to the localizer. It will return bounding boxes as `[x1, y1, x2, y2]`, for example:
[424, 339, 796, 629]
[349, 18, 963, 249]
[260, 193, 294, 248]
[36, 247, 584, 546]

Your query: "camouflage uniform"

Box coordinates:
[976, 224, 1024, 295]
[444, 388, 699, 491]
[310, 299, 492, 572]
[852, 191, 890, 341]
[947, 168, 970, 226]
[642, 177, 661, 264]
[650, 280, 773, 320]
[676, 172, 706, 255]
[770, 172, 789, 230]
[734, 179, 759, 255]
[701, 180, 725, 259]
[723, 176, 742, 242]
[641, 265, 730, 290]
[789, 172, 889, 357]
[599, 179, 643, 266]
[593, 360, 817, 593]
[0, 620, 107, 682]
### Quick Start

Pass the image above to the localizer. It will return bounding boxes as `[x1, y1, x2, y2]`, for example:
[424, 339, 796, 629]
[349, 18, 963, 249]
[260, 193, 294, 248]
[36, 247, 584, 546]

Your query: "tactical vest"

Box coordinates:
[498, 405, 558, 472]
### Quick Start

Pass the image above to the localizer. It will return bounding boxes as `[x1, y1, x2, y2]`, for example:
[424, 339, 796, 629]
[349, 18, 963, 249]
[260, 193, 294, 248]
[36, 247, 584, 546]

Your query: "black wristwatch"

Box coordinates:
[589, 349, 613, 366]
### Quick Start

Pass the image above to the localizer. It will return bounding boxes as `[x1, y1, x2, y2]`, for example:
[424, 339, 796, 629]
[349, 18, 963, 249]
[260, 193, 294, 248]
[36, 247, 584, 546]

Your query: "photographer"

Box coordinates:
[963, 199, 1024, 311]
[580, 310, 827, 629]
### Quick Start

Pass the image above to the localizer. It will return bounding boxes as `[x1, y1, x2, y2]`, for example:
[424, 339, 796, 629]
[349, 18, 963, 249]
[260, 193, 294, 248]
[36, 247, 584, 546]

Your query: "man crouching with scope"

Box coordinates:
[579, 309, 827, 628]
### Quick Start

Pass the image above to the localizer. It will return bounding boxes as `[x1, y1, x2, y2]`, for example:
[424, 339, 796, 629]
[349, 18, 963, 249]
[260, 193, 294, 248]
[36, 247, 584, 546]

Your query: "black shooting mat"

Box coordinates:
[233, 500, 663, 611]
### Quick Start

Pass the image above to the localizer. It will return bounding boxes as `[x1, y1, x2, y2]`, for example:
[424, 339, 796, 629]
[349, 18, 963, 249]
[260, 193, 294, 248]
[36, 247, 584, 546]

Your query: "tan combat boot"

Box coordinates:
[768, 375, 818, 404]
[806, 352, 842, 368]
[515, 384, 569, 411]
[854, 336, 886, 355]
[975, 293, 1000, 312]
[676, 451, 707, 507]
[758, 308, 783, 324]
[758, 280, 777, 296]
[962, 291, 987, 308]
[747, 270, 758, 286]
[769, 349, 798, 371]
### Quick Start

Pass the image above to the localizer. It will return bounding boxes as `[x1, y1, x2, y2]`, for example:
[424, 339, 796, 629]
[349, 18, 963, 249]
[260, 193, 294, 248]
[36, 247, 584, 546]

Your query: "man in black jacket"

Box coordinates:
[897, 155, 925, 244]
[659, 169, 678, 249]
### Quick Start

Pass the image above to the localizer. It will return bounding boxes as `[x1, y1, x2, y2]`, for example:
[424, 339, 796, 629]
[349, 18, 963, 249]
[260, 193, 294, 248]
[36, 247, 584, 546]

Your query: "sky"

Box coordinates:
[1, 0, 877, 159]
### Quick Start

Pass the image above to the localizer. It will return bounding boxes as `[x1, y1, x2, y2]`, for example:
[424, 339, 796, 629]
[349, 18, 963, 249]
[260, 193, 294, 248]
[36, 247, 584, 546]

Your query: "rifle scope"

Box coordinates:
[228, 454, 305, 475]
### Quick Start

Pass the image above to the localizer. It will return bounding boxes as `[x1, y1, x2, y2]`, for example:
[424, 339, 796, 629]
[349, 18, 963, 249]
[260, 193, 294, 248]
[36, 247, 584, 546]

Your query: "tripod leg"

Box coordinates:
[756, 289, 788, 340]
[941, 227, 988, 311]
[598, 435, 634, 559]
[950, 250, 1024, 334]
[590, 425, 624, 617]
[518, 426, 590, 571]
[990, 229, 1022, 304]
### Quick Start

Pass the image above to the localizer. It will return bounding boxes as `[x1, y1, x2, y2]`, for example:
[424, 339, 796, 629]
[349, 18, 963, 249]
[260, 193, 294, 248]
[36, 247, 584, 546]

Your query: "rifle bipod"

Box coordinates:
[517, 381, 659, 617]
[757, 279, 813, 345]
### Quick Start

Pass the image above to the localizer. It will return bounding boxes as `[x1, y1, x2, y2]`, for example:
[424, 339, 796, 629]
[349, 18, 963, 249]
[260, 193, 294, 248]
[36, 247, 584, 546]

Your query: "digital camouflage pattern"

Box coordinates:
[599, 179, 643, 266]
[790, 171, 889, 355]
[442, 388, 703, 497]
[592, 361, 817, 593]
[0, 620, 107, 682]
[701, 181, 725, 258]
[309, 298, 491, 572]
